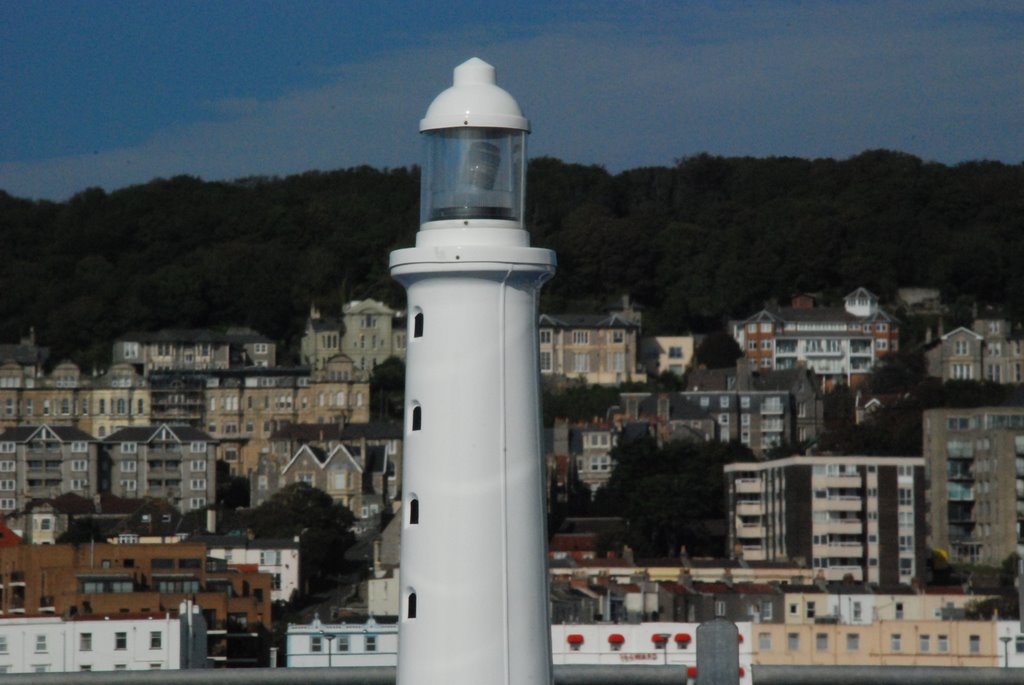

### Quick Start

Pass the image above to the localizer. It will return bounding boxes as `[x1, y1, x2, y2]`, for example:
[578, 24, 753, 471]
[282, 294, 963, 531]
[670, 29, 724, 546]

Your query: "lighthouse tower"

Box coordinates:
[390, 58, 555, 685]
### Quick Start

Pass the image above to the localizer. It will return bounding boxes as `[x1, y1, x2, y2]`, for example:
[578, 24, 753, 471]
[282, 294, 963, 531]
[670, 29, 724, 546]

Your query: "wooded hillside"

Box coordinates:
[1, 151, 1021, 368]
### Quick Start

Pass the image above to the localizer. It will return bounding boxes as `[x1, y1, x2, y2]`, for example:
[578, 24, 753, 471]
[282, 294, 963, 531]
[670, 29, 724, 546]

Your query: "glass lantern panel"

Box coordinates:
[420, 128, 525, 224]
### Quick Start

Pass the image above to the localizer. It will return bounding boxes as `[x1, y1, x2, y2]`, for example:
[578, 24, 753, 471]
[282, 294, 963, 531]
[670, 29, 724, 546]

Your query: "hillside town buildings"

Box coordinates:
[922, 405, 1024, 565]
[925, 310, 1024, 383]
[724, 455, 927, 584]
[618, 362, 823, 454]
[732, 288, 899, 389]
[539, 300, 643, 386]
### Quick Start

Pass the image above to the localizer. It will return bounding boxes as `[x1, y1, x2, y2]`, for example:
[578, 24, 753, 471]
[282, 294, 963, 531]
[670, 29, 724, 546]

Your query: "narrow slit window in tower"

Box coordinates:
[412, 405, 422, 431]
[407, 591, 417, 619]
[413, 312, 424, 338]
[409, 498, 419, 525]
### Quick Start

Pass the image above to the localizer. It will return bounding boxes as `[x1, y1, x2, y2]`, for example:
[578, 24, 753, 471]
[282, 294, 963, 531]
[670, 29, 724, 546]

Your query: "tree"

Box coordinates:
[57, 517, 107, 544]
[243, 483, 356, 589]
[370, 356, 405, 420]
[215, 460, 250, 510]
[693, 331, 743, 370]
[593, 437, 752, 557]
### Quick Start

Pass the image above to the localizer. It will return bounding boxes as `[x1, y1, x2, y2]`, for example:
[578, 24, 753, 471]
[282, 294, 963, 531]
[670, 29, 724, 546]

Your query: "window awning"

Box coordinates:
[567, 634, 584, 645]
[608, 633, 625, 644]
[674, 632, 692, 643]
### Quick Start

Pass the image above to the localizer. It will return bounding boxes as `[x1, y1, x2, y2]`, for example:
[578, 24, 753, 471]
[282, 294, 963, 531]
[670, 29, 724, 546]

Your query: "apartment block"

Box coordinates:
[724, 455, 927, 584]
[114, 328, 276, 374]
[102, 425, 217, 514]
[0, 424, 99, 515]
[733, 288, 899, 389]
[201, 362, 369, 476]
[922, 405, 1024, 564]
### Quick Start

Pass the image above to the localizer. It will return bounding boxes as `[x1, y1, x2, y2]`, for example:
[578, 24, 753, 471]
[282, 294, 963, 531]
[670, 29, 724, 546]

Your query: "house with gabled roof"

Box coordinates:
[101, 424, 216, 514]
[732, 288, 899, 389]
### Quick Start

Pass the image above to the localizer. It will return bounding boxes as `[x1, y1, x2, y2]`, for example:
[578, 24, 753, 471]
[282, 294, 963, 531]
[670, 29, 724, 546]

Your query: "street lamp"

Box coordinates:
[320, 631, 337, 668]
[1000, 635, 1011, 668]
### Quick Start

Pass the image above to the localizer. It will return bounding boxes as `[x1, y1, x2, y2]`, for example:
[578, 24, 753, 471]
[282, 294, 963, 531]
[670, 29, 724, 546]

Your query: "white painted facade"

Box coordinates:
[0, 601, 206, 673]
[286, 618, 753, 683]
[204, 539, 300, 603]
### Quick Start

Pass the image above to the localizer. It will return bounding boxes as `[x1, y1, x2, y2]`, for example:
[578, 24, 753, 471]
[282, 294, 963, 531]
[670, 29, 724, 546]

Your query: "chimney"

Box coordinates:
[206, 509, 217, 534]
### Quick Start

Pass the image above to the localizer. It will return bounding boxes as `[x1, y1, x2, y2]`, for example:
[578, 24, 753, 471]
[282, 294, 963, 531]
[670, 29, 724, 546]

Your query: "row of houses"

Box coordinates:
[284, 615, 1024, 671]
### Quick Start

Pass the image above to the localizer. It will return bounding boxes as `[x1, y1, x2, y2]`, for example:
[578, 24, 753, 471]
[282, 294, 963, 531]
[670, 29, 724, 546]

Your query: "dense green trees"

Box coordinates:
[242, 482, 356, 589]
[1, 151, 1022, 368]
[592, 436, 753, 557]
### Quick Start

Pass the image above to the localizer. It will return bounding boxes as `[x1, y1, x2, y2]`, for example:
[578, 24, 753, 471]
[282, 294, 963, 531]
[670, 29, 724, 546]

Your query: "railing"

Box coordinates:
[0, 665, 1021, 685]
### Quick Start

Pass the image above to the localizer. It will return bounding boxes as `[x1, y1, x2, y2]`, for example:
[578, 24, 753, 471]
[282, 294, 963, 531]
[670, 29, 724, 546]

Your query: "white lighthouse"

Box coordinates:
[390, 58, 555, 685]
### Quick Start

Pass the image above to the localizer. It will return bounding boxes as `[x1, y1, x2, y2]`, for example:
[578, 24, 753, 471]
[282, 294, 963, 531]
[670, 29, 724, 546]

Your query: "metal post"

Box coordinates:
[695, 618, 739, 685]
[1000, 635, 1011, 668]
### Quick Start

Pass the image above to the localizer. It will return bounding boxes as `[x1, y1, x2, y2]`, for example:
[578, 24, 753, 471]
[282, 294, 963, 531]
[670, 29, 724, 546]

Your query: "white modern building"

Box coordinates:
[287, 617, 752, 681]
[0, 601, 207, 673]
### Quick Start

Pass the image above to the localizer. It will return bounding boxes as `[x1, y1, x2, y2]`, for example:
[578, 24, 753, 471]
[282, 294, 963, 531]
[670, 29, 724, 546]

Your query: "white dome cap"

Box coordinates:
[420, 57, 529, 133]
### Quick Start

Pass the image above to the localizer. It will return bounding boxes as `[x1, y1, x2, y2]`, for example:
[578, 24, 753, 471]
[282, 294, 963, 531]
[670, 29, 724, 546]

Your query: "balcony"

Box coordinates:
[735, 479, 761, 494]
[736, 501, 764, 516]
[738, 524, 765, 538]
[819, 519, 862, 535]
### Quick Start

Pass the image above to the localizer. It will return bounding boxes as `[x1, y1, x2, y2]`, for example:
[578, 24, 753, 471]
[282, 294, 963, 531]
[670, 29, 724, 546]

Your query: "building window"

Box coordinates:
[121, 442, 137, 453]
[969, 635, 980, 654]
[816, 633, 828, 652]
[150, 632, 162, 650]
[758, 632, 771, 650]
[920, 634, 930, 652]
[572, 330, 589, 345]
[311, 636, 322, 653]
[938, 634, 949, 653]
[35, 635, 47, 653]
[115, 632, 127, 650]
[891, 634, 902, 652]
[806, 601, 816, 619]
[540, 351, 552, 372]
[898, 488, 913, 505]
[366, 636, 377, 652]
[847, 633, 860, 651]
[337, 636, 349, 652]
[573, 353, 589, 373]
[80, 633, 92, 651]
[895, 602, 904, 619]
[787, 633, 799, 651]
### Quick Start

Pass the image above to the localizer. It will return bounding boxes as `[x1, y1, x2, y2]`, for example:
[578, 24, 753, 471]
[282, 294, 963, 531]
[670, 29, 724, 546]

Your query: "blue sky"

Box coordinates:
[2, 1, 1022, 200]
